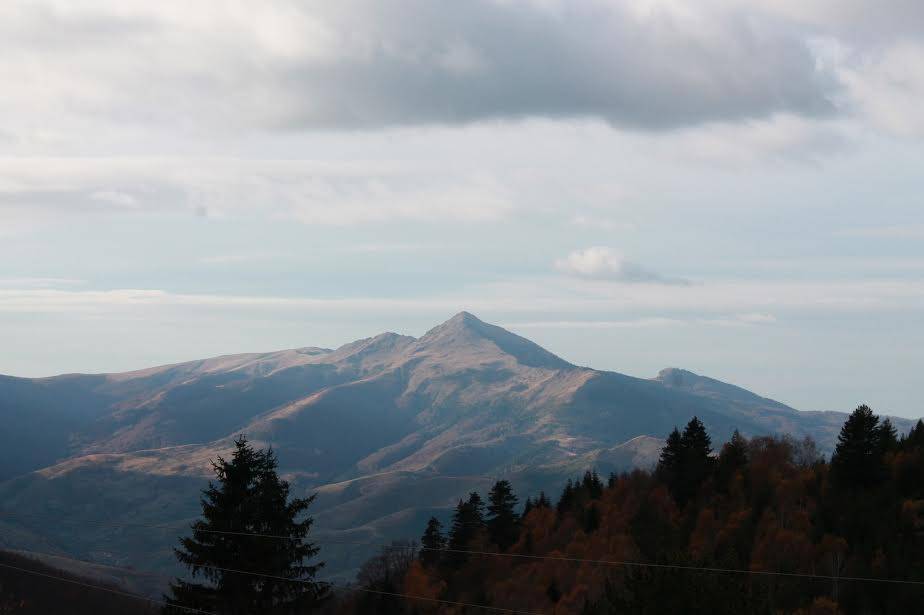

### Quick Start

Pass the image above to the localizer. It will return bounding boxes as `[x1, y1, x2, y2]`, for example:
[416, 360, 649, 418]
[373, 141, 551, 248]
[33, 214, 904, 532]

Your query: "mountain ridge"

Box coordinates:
[0, 312, 918, 581]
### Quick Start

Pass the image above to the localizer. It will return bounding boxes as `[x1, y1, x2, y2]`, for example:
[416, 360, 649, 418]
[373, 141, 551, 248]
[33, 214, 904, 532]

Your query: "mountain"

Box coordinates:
[0, 312, 915, 583]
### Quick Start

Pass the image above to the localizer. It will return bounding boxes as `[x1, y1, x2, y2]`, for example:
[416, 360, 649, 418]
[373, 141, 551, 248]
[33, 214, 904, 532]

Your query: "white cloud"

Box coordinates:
[4, 276, 918, 317]
[0, 157, 513, 226]
[656, 113, 849, 165]
[0, 278, 85, 288]
[90, 189, 139, 209]
[734, 312, 778, 324]
[838, 42, 924, 138]
[554, 247, 686, 284]
[503, 318, 687, 329]
[835, 224, 924, 239]
[505, 312, 777, 329]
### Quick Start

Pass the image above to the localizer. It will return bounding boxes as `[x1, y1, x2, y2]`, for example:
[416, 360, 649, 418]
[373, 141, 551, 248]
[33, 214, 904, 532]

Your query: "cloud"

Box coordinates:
[0, 277, 921, 321]
[504, 318, 687, 329]
[504, 313, 777, 329]
[838, 42, 924, 138]
[0, 278, 85, 288]
[654, 113, 849, 165]
[0, 157, 513, 226]
[554, 247, 687, 284]
[835, 225, 924, 239]
[0, 0, 835, 141]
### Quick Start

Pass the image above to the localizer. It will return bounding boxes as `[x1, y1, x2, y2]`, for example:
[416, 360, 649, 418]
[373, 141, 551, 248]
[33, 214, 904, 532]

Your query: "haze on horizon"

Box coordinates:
[1, 1, 922, 417]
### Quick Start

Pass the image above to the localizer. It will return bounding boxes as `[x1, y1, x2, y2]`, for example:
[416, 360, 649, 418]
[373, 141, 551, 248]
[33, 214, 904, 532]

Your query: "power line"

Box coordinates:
[4, 510, 924, 587]
[177, 561, 545, 615]
[331, 581, 545, 615]
[390, 546, 924, 587]
[0, 550, 542, 615]
[0, 561, 216, 614]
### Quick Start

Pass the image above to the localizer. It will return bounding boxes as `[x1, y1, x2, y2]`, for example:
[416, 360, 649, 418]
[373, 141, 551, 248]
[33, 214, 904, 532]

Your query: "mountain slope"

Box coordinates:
[0, 312, 916, 582]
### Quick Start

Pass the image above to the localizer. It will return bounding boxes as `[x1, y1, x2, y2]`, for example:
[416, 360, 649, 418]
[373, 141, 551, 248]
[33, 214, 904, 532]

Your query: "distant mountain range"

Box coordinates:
[0, 312, 915, 585]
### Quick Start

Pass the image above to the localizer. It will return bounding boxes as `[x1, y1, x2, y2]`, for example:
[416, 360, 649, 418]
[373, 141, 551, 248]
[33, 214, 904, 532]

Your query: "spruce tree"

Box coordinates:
[522, 497, 535, 518]
[657, 428, 684, 483]
[447, 493, 486, 565]
[681, 417, 713, 462]
[419, 517, 446, 567]
[582, 470, 604, 499]
[658, 418, 714, 506]
[831, 405, 883, 488]
[878, 417, 898, 453]
[164, 436, 328, 614]
[556, 479, 576, 516]
[466, 491, 486, 525]
[903, 419, 924, 450]
[486, 480, 520, 551]
[717, 430, 748, 489]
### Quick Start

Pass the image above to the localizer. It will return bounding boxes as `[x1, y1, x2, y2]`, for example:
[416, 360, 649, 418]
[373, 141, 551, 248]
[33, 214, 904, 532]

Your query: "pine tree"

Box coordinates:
[447, 499, 469, 553]
[164, 436, 328, 614]
[658, 418, 714, 506]
[657, 428, 684, 481]
[903, 419, 924, 450]
[447, 492, 486, 565]
[419, 517, 446, 567]
[582, 470, 604, 499]
[717, 430, 748, 489]
[522, 497, 535, 519]
[681, 416, 713, 462]
[831, 405, 884, 488]
[557, 479, 576, 516]
[878, 417, 898, 453]
[486, 480, 520, 551]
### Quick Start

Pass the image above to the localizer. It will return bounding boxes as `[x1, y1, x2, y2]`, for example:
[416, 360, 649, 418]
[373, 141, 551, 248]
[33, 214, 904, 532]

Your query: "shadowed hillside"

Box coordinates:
[0, 313, 917, 584]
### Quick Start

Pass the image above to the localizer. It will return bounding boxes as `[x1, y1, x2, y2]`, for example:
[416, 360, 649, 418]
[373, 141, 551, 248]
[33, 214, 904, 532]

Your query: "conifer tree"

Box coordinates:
[486, 480, 520, 551]
[657, 428, 684, 481]
[447, 492, 486, 564]
[556, 479, 576, 516]
[658, 417, 713, 506]
[165, 435, 328, 614]
[681, 416, 713, 464]
[582, 470, 604, 499]
[419, 517, 446, 567]
[831, 405, 884, 488]
[447, 499, 469, 553]
[878, 417, 898, 453]
[466, 492, 486, 526]
[903, 419, 924, 450]
[717, 429, 748, 488]
[522, 497, 535, 518]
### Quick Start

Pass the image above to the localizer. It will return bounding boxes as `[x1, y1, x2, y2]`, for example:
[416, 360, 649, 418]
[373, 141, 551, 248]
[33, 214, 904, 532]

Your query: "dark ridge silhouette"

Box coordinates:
[0, 550, 157, 614]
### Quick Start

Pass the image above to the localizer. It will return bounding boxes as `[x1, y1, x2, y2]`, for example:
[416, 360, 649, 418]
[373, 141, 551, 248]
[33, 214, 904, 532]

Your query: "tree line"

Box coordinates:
[341, 406, 924, 614]
[11, 406, 916, 613]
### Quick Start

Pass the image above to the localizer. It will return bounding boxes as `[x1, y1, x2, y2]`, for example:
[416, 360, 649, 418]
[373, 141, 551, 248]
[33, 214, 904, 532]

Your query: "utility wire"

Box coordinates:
[0, 552, 543, 615]
[179, 561, 545, 615]
[3, 510, 924, 588]
[0, 561, 216, 614]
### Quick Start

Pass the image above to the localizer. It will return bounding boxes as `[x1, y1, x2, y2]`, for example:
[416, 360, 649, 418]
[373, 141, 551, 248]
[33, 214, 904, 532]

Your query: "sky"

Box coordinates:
[1, 0, 922, 417]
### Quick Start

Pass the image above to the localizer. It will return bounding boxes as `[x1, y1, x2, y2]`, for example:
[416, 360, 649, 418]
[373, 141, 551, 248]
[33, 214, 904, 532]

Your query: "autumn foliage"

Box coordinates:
[337, 407, 924, 614]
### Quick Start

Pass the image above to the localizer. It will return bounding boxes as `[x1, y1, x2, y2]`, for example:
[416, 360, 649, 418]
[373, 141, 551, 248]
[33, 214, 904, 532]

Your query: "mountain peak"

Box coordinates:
[418, 312, 573, 370]
[445, 310, 483, 327]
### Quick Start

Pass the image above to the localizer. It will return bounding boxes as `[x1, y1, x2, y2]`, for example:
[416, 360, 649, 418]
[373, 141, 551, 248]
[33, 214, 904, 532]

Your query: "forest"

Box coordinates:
[3, 406, 922, 614]
[339, 406, 924, 614]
